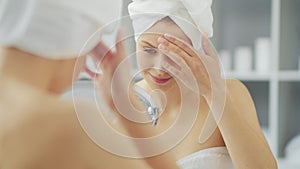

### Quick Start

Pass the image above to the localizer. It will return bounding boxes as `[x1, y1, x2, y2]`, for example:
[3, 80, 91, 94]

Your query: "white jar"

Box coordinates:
[255, 37, 271, 73]
[219, 49, 232, 73]
[234, 46, 253, 73]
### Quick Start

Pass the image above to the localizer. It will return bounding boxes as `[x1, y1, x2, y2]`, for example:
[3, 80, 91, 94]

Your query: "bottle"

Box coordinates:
[255, 37, 271, 73]
[234, 46, 253, 73]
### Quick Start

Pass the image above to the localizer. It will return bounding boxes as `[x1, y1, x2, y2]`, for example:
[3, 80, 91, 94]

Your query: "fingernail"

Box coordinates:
[164, 33, 172, 39]
[158, 44, 165, 50]
[157, 37, 165, 43]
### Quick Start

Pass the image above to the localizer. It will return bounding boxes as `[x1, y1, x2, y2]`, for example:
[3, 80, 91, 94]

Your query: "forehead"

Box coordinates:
[138, 19, 192, 45]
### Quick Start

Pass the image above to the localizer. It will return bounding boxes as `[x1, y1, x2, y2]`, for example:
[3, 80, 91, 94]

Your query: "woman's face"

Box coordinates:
[136, 19, 192, 92]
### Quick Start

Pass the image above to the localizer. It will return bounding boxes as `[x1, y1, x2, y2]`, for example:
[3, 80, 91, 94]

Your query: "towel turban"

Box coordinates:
[128, 0, 213, 51]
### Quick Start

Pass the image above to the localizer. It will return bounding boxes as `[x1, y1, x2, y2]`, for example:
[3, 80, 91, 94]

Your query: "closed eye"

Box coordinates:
[144, 48, 157, 54]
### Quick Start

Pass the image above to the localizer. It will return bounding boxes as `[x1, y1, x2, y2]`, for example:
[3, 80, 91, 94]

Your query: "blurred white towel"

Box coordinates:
[0, 0, 122, 59]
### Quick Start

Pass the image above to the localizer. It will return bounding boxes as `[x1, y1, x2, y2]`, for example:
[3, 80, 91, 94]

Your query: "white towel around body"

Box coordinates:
[177, 147, 234, 169]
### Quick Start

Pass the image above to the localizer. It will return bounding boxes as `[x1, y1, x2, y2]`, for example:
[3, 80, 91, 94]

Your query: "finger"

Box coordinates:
[162, 61, 198, 93]
[201, 35, 216, 57]
[158, 44, 188, 71]
[162, 61, 184, 78]
[158, 39, 192, 65]
[91, 41, 115, 70]
[115, 29, 127, 60]
[114, 29, 133, 77]
[158, 39, 208, 73]
[84, 66, 100, 79]
[161, 33, 197, 57]
[90, 41, 114, 60]
[161, 34, 215, 79]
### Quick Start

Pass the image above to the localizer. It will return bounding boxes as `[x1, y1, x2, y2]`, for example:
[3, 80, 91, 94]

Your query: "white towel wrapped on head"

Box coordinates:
[128, 0, 213, 52]
[0, 0, 122, 59]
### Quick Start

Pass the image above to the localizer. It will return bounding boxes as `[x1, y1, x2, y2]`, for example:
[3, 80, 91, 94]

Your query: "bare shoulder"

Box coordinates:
[226, 79, 249, 93]
[223, 79, 260, 127]
[225, 79, 254, 104]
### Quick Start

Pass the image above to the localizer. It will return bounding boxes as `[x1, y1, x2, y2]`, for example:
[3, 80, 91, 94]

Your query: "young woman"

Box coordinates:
[90, 0, 278, 168]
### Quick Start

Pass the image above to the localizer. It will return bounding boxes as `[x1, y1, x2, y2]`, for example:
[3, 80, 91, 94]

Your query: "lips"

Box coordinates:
[149, 73, 172, 84]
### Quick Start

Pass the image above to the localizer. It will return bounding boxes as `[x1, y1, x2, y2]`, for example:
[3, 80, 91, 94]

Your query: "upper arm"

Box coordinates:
[226, 79, 261, 128]
[218, 79, 277, 169]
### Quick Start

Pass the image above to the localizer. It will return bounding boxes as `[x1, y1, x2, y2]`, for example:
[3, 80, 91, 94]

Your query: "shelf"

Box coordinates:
[223, 72, 272, 81]
[278, 71, 300, 81]
[212, 0, 271, 51]
[79, 71, 300, 82]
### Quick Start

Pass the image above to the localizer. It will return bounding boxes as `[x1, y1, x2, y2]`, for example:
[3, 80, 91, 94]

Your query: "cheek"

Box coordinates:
[136, 54, 155, 71]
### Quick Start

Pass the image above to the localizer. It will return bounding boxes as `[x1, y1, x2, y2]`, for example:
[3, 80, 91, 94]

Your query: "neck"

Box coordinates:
[138, 80, 182, 112]
[164, 86, 181, 110]
[0, 47, 61, 94]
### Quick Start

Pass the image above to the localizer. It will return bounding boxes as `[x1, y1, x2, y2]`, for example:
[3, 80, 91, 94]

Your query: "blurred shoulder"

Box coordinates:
[225, 79, 250, 96]
[226, 79, 246, 88]
[224, 79, 258, 120]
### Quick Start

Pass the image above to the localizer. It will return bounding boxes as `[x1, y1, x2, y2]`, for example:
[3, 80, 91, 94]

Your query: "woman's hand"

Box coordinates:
[85, 31, 130, 111]
[85, 31, 142, 124]
[157, 33, 224, 100]
[157, 34, 227, 143]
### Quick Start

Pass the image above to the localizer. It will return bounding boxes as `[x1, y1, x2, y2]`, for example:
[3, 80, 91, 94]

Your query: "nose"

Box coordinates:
[153, 53, 168, 72]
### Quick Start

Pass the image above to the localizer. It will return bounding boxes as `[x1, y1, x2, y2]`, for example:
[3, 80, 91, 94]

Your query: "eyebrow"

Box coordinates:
[140, 41, 156, 48]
